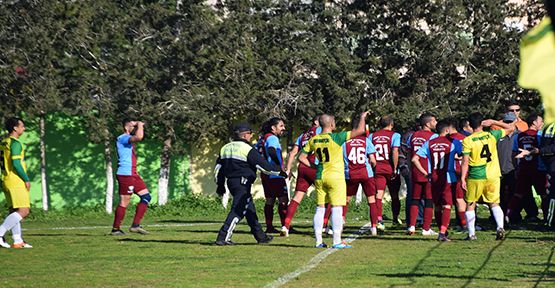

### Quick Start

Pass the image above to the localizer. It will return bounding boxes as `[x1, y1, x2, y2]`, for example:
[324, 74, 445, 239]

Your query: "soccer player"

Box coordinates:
[447, 119, 468, 230]
[407, 112, 438, 236]
[342, 118, 378, 236]
[298, 112, 369, 249]
[0, 117, 32, 249]
[412, 120, 463, 241]
[111, 120, 152, 235]
[369, 115, 402, 230]
[258, 117, 288, 233]
[508, 113, 546, 222]
[281, 116, 321, 236]
[215, 123, 286, 245]
[461, 113, 514, 240]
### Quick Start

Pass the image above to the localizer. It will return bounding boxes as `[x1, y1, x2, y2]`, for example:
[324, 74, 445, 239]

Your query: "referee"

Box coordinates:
[215, 123, 287, 245]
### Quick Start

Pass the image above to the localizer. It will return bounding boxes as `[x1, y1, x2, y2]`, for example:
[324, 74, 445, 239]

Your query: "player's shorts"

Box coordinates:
[465, 178, 500, 204]
[346, 178, 376, 197]
[261, 174, 288, 199]
[117, 174, 148, 195]
[2, 183, 30, 209]
[295, 165, 316, 193]
[314, 178, 346, 206]
[412, 181, 432, 200]
[374, 173, 393, 191]
[431, 182, 454, 206]
[454, 180, 465, 199]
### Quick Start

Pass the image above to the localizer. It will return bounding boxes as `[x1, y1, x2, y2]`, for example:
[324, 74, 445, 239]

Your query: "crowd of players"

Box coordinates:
[244, 100, 553, 247]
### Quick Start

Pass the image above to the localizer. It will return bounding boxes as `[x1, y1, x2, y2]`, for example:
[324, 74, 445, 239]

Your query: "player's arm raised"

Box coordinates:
[482, 119, 515, 136]
[129, 121, 145, 143]
[350, 111, 370, 138]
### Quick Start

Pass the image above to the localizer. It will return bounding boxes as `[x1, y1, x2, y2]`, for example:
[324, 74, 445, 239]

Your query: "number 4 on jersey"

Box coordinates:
[480, 144, 492, 162]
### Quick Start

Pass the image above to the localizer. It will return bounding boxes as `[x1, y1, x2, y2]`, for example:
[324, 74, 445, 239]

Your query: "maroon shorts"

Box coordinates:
[412, 181, 432, 200]
[295, 166, 316, 193]
[261, 174, 288, 198]
[117, 175, 148, 195]
[454, 180, 464, 199]
[432, 182, 454, 206]
[374, 173, 393, 191]
[346, 178, 376, 197]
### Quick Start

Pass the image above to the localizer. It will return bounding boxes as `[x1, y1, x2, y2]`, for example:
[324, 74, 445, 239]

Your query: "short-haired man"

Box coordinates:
[369, 115, 402, 230]
[343, 117, 378, 236]
[492, 100, 528, 132]
[447, 119, 468, 230]
[111, 120, 151, 235]
[0, 117, 32, 248]
[299, 112, 369, 249]
[281, 116, 321, 237]
[215, 123, 286, 245]
[412, 120, 463, 241]
[407, 112, 438, 236]
[461, 113, 514, 240]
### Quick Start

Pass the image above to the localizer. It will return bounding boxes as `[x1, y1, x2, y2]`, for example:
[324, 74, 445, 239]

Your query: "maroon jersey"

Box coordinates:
[295, 126, 320, 167]
[370, 129, 401, 175]
[515, 129, 539, 170]
[343, 135, 376, 180]
[450, 132, 466, 174]
[409, 130, 437, 182]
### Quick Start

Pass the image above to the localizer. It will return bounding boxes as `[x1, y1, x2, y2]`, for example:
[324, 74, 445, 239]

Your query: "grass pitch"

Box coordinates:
[1, 202, 554, 287]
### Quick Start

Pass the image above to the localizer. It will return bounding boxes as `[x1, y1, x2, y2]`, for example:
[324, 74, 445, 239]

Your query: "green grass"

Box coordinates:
[1, 197, 554, 287]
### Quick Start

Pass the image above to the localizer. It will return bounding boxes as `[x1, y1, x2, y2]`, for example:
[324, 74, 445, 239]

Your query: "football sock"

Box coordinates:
[323, 203, 332, 227]
[409, 204, 419, 227]
[465, 211, 476, 236]
[376, 198, 383, 221]
[314, 206, 325, 244]
[423, 200, 434, 231]
[441, 207, 451, 234]
[0, 212, 23, 237]
[278, 202, 288, 226]
[264, 204, 274, 229]
[132, 202, 148, 226]
[458, 211, 467, 227]
[369, 202, 378, 227]
[491, 206, 504, 230]
[331, 206, 344, 245]
[284, 200, 300, 229]
[11, 222, 23, 243]
[113, 205, 127, 230]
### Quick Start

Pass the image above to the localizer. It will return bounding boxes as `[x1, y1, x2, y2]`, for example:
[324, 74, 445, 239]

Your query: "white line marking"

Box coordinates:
[22, 222, 220, 231]
[265, 222, 373, 288]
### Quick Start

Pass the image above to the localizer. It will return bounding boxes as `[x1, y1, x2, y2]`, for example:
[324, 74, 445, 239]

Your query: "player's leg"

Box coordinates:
[533, 172, 549, 222]
[261, 174, 278, 233]
[437, 184, 453, 241]
[0, 186, 30, 248]
[276, 178, 289, 228]
[126, 175, 150, 234]
[313, 180, 327, 247]
[454, 180, 467, 229]
[345, 179, 359, 220]
[464, 179, 483, 240]
[421, 182, 435, 234]
[483, 178, 504, 239]
[387, 176, 402, 225]
[282, 167, 313, 234]
[507, 171, 530, 223]
[374, 174, 388, 231]
[408, 182, 423, 234]
[546, 172, 555, 228]
[329, 179, 349, 248]
[363, 178, 378, 236]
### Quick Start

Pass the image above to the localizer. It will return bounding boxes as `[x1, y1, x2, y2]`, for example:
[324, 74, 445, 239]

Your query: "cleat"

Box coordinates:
[377, 221, 385, 232]
[496, 228, 505, 240]
[315, 243, 328, 248]
[257, 234, 273, 244]
[11, 242, 33, 249]
[129, 226, 149, 235]
[265, 227, 280, 234]
[407, 226, 416, 235]
[437, 233, 451, 242]
[422, 229, 439, 236]
[110, 229, 126, 236]
[464, 235, 478, 241]
[332, 242, 352, 249]
[215, 240, 236, 246]
[370, 227, 378, 237]
[0, 237, 11, 248]
[280, 226, 289, 237]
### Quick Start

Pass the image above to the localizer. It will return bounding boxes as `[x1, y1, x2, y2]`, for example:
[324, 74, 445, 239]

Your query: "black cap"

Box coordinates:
[233, 122, 252, 133]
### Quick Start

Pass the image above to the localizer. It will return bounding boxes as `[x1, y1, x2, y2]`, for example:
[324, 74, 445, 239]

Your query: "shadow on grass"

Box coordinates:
[157, 219, 222, 224]
[117, 238, 310, 248]
[28, 233, 107, 237]
[533, 245, 555, 288]
[378, 273, 510, 283]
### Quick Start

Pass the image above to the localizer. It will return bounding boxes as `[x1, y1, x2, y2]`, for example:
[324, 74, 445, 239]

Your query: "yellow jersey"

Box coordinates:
[462, 130, 505, 180]
[1, 136, 28, 186]
[303, 131, 351, 179]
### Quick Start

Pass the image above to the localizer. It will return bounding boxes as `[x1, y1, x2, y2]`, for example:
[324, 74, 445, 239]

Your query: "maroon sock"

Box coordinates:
[376, 198, 383, 221]
[323, 203, 332, 227]
[278, 202, 288, 226]
[441, 207, 451, 233]
[343, 205, 349, 218]
[284, 200, 300, 229]
[264, 204, 274, 229]
[409, 204, 419, 227]
[423, 207, 434, 231]
[113, 205, 127, 229]
[434, 209, 442, 229]
[458, 211, 467, 227]
[391, 198, 401, 220]
[369, 202, 378, 227]
[132, 202, 148, 226]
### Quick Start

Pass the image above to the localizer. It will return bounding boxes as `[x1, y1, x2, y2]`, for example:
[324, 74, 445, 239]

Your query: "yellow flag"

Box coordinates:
[519, 17, 555, 123]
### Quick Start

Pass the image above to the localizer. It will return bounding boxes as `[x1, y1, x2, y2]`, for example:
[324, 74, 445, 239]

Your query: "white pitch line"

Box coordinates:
[22, 222, 220, 231]
[265, 222, 373, 288]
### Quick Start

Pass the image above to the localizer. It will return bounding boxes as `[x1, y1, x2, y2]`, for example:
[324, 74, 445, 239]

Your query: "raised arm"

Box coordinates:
[129, 121, 145, 143]
[350, 111, 369, 138]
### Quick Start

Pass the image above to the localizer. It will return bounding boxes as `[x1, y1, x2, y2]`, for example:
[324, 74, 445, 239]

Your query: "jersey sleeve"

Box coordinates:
[118, 134, 132, 145]
[391, 133, 401, 148]
[491, 129, 505, 141]
[429, 133, 439, 141]
[367, 141, 376, 154]
[294, 134, 303, 147]
[315, 127, 322, 135]
[416, 141, 429, 158]
[302, 138, 314, 154]
[331, 131, 350, 146]
[462, 137, 472, 155]
[405, 134, 413, 148]
[453, 140, 463, 155]
[265, 135, 280, 149]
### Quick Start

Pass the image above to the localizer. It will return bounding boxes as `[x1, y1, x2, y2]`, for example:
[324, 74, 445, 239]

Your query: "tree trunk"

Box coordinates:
[158, 137, 172, 205]
[104, 138, 114, 214]
[39, 114, 48, 211]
